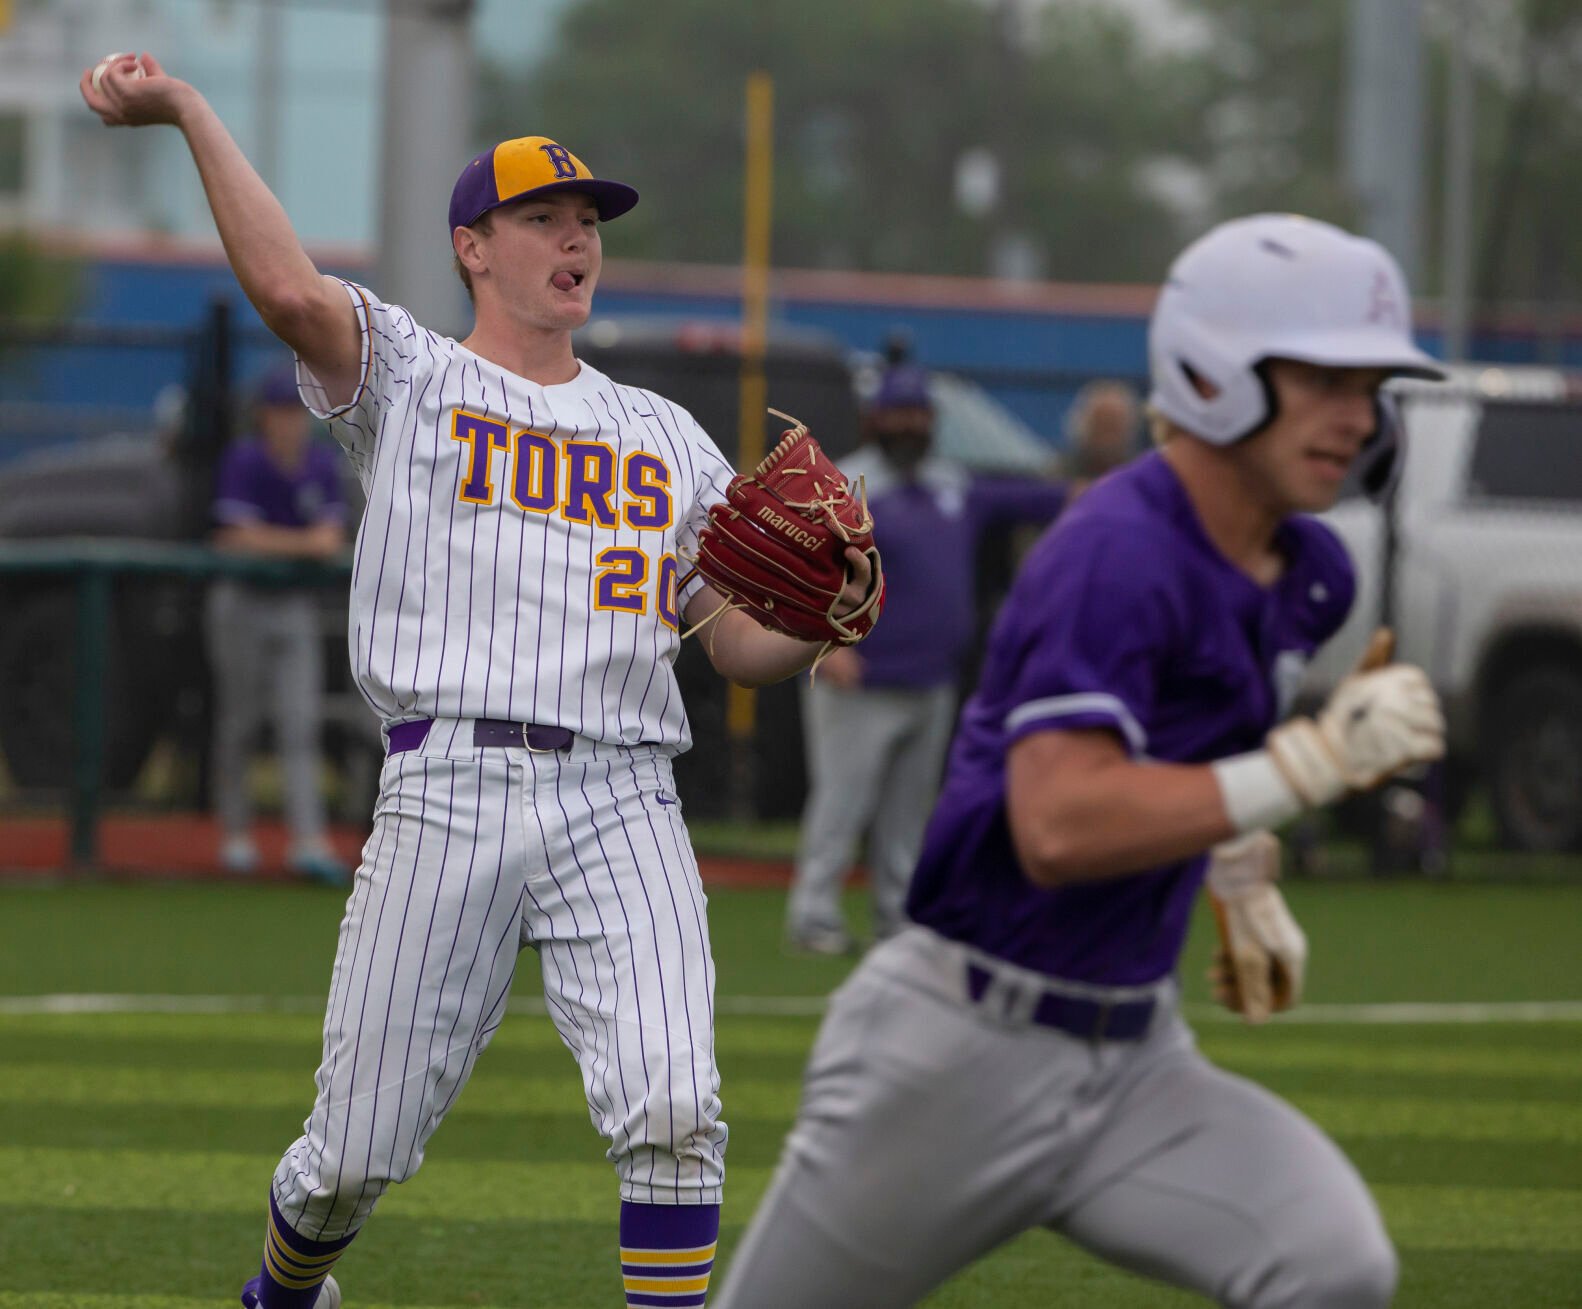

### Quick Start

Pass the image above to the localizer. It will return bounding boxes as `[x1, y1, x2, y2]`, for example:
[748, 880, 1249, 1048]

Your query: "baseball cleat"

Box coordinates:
[221, 835, 260, 875]
[240, 1273, 340, 1307]
[290, 851, 352, 888]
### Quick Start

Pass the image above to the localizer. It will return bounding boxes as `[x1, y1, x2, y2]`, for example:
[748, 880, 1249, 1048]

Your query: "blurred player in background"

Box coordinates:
[787, 362, 1066, 953]
[83, 50, 872, 1309]
[208, 365, 350, 886]
[719, 213, 1447, 1308]
[1060, 376, 1143, 495]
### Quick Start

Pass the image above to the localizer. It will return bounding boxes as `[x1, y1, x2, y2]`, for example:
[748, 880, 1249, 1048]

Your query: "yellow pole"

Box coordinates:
[727, 70, 773, 818]
[737, 69, 774, 475]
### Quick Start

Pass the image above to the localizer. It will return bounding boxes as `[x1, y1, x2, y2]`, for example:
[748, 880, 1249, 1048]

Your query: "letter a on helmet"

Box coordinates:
[1147, 213, 1446, 446]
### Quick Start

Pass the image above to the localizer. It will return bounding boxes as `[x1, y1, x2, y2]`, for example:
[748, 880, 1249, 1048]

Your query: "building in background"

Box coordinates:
[2, 0, 379, 245]
[0, 0, 570, 248]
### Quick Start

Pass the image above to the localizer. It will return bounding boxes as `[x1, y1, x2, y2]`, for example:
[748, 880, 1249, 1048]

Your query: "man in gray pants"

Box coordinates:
[719, 214, 1448, 1307]
[207, 366, 350, 885]
[788, 364, 1067, 952]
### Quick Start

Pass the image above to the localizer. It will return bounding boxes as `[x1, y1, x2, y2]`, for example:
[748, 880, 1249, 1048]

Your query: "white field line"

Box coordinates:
[2, 993, 1582, 1023]
[1241, 1000, 1582, 1024]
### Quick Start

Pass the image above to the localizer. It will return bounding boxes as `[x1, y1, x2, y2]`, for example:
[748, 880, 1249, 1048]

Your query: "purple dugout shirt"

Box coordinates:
[212, 437, 347, 530]
[842, 448, 1067, 689]
[906, 450, 1355, 985]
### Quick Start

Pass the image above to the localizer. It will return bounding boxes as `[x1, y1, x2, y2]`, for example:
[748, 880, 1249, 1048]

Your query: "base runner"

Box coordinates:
[716, 213, 1447, 1309]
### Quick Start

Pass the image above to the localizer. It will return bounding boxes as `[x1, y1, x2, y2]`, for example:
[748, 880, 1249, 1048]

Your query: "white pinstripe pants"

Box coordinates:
[272, 719, 727, 1240]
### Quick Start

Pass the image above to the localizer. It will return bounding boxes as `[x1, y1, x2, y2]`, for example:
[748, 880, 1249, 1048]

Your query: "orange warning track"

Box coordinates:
[0, 815, 794, 887]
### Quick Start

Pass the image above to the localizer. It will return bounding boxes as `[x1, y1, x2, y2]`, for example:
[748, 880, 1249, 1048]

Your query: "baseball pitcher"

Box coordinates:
[716, 214, 1447, 1309]
[81, 52, 880, 1309]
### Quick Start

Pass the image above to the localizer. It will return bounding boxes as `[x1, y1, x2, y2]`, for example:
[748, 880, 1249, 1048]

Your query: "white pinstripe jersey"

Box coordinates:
[299, 280, 735, 750]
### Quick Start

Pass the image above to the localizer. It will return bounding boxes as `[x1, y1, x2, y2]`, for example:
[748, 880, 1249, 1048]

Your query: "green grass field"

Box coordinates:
[1, 877, 1579, 1307]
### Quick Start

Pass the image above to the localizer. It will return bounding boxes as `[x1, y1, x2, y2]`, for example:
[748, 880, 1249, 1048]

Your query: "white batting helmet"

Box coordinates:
[1147, 213, 1445, 446]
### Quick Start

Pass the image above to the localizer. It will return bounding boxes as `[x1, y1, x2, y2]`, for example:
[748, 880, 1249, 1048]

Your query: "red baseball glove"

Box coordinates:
[685, 410, 884, 655]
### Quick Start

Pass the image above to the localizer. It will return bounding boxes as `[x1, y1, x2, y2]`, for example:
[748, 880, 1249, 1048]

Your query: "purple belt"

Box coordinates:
[387, 718, 575, 755]
[965, 962, 1155, 1042]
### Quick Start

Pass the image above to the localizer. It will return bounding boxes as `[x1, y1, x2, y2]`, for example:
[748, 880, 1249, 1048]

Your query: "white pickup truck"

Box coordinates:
[1305, 364, 1582, 852]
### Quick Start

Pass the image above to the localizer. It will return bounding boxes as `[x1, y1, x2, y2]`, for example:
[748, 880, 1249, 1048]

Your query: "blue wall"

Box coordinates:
[593, 286, 1153, 440]
[7, 253, 1574, 463]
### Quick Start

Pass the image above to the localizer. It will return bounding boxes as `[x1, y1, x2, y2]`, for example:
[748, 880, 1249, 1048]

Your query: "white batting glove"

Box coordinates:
[1205, 832, 1306, 1024]
[1265, 663, 1445, 808]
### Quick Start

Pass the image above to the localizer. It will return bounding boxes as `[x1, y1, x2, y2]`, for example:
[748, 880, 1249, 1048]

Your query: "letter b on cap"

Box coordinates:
[539, 143, 579, 180]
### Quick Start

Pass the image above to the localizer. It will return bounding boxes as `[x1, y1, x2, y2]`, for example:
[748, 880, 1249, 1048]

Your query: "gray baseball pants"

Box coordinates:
[206, 580, 329, 847]
[716, 926, 1396, 1309]
[789, 680, 957, 941]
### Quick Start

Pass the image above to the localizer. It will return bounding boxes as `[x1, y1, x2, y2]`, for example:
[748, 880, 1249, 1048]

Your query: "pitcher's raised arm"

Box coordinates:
[79, 52, 360, 404]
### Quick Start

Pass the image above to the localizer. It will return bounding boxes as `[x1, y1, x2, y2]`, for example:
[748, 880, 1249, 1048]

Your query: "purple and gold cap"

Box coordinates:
[448, 136, 639, 233]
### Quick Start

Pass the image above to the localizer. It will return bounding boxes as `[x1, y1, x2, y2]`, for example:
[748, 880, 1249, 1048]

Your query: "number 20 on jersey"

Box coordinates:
[452, 411, 681, 629]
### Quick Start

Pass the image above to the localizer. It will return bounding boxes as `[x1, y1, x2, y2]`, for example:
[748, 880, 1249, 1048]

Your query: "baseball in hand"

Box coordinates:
[91, 53, 145, 94]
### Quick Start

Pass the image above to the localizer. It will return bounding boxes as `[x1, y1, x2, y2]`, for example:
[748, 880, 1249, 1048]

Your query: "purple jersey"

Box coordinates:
[906, 450, 1355, 985]
[841, 448, 1067, 689]
[212, 437, 346, 530]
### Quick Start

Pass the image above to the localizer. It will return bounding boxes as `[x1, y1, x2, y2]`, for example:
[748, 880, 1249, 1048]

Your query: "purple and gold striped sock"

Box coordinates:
[250, 1192, 355, 1307]
[619, 1201, 720, 1307]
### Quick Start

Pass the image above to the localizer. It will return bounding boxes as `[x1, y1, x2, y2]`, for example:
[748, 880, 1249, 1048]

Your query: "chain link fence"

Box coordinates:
[4, 308, 1580, 874]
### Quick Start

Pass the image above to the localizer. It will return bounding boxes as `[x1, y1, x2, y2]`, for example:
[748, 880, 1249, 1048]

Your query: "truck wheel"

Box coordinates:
[1486, 666, 1582, 853]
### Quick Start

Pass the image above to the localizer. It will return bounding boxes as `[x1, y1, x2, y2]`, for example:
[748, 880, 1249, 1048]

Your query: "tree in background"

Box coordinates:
[478, 0, 1582, 317]
[1134, 0, 1582, 330]
[0, 235, 80, 321]
[1182, 0, 1358, 227]
[480, 0, 1206, 282]
[1429, 0, 1582, 334]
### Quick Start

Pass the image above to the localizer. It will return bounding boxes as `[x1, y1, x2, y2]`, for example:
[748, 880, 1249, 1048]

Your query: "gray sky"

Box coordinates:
[474, 0, 571, 67]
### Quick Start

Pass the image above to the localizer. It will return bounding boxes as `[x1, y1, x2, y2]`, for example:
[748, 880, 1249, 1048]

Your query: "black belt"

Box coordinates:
[964, 962, 1156, 1042]
[386, 718, 574, 755]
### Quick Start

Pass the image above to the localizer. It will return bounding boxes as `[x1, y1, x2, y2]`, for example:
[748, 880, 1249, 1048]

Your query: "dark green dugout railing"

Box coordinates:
[0, 538, 351, 868]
